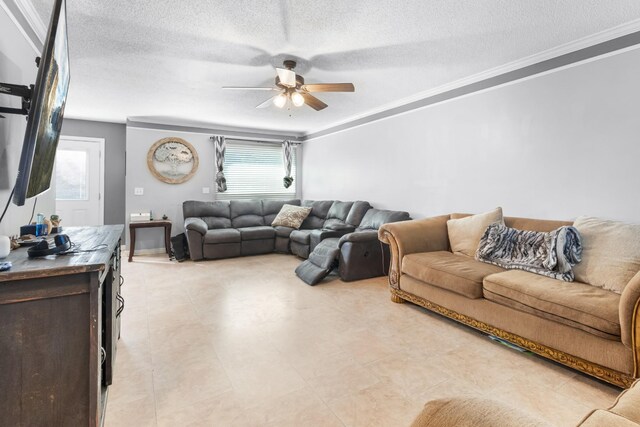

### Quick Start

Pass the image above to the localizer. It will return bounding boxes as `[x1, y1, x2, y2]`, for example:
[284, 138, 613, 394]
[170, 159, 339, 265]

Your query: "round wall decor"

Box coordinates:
[147, 137, 199, 184]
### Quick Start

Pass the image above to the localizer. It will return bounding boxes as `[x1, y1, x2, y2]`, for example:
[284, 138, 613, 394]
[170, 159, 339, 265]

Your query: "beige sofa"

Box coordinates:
[410, 379, 640, 426]
[379, 214, 640, 388]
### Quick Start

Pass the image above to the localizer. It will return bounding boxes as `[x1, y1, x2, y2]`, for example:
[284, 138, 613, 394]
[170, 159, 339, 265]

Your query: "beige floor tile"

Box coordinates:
[326, 381, 423, 427]
[105, 396, 157, 427]
[223, 357, 308, 401]
[492, 377, 593, 427]
[244, 387, 344, 427]
[556, 374, 621, 408]
[155, 392, 249, 426]
[108, 253, 625, 427]
[108, 368, 155, 408]
[304, 357, 381, 401]
[366, 348, 452, 402]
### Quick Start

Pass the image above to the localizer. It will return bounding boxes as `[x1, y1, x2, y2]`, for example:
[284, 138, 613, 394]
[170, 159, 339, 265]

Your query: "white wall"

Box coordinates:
[302, 47, 640, 223]
[0, 7, 55, 236]
[126, 126, 216, 251]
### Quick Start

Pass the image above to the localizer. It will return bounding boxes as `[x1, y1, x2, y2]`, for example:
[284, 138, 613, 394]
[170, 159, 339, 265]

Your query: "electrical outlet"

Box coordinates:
[202, 187, 210, 194]
[134, 187, 144, 196]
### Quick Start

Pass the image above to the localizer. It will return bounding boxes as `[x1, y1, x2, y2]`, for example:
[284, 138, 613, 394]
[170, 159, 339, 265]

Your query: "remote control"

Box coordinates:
[0, 261, 12, 272]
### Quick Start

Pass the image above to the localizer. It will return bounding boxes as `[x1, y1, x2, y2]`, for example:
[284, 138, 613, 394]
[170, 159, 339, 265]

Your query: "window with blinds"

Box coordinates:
[219, 141, 297, 200]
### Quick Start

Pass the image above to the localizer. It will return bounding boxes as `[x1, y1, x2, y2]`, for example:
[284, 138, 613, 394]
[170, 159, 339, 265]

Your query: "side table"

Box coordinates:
[128, 220, 172, 262]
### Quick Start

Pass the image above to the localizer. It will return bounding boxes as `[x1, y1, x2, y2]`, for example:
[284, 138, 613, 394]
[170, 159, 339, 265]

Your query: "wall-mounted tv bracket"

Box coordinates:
[0, 57, 39, 119]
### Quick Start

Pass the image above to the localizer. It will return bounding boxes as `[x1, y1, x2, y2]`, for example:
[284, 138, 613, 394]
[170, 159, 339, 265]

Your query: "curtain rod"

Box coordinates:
[210, 135, 301, 145]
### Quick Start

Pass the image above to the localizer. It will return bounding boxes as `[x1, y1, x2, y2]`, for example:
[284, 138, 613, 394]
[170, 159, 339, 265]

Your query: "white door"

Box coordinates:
[54, 136, 105, 226]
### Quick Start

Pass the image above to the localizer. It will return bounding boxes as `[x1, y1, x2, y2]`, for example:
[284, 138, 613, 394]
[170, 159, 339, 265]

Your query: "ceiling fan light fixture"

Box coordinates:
[291, 91, 305, 107]
[273, 93, 287, 108]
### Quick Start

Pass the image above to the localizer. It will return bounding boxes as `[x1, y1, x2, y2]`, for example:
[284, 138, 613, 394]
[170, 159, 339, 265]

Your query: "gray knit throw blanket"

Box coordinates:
[476, 223, 582, 281]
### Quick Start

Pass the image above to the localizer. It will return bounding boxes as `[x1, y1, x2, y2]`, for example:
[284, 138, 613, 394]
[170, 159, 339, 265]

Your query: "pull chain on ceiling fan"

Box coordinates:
[222, 60, 355, 111]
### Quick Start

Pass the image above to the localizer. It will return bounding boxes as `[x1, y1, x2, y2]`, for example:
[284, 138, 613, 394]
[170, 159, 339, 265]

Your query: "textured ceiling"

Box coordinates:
[30, 0, 640, 135]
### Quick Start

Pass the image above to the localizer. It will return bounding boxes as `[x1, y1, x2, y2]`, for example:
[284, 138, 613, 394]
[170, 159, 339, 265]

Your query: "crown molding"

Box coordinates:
[126, 118, 304, 142]
[12, 0, 46, 42]
[304, 19, 640, 140]
[0, 0, 43, 53]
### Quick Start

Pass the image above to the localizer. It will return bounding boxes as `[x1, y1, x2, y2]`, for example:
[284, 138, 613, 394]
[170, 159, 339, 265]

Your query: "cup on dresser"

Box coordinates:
[0, 235, 10, 259]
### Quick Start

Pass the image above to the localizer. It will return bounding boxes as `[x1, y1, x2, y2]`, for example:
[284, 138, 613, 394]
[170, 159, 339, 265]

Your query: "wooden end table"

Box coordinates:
[128, 220, 172, 262]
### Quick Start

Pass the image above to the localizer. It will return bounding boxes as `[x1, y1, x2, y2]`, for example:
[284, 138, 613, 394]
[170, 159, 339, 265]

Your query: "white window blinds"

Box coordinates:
[218, 141, 297, 200]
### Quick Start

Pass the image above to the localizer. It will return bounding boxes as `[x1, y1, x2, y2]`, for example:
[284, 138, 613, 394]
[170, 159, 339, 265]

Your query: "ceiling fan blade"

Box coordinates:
[301, 83, 355, 93]
[256, 95, 277, 108]
[222, 86, 278, 91]
[301, 93, 328, 111]
[276, 68, 296, 87]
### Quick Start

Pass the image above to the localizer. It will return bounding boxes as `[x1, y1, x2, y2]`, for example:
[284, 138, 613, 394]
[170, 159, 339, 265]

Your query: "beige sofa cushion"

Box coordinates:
[483, 270, 621, 339]
[447, 207, 503, 257]
[402, 251, 505, 299]
[410, 397, 548, 427]
[579, 410, 638, 427]
[579, 380, 640, 426]
[610, 379, 640, 423]
[573, 216, 640, 294]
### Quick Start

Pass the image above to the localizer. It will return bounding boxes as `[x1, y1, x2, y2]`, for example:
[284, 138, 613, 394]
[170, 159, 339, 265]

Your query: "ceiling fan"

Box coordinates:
[222, 60, 355, 111]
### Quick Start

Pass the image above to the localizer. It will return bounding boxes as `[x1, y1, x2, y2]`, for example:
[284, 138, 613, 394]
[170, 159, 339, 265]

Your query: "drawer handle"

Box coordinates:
[101, 347, 106, 365]
[116, 294, 125, 317]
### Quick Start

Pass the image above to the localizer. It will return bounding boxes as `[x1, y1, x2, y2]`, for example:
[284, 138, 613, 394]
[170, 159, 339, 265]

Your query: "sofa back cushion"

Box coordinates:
[230, 200, 264, 228]
[300, 200, 334, 229]
[357, 209, 411, 231]
[346, 201, 372, 227]
[182, 200, 231, 229]
[573, 216, 640, 294]
[447, 207, 503, 257]
[453, 213, 571, 232]
[323, 201, 354, 229]
[503, 217, 571, 232]
[263, 199, 301, 224]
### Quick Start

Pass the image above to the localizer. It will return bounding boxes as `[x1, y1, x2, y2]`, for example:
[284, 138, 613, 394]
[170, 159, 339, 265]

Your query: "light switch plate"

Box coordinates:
[202, 187, 210, 194]
[134, 187, 144, 196]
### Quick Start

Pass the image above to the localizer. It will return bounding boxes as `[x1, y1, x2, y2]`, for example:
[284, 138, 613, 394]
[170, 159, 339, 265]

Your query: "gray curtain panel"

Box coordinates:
[282, 140, 294, 188]
[213, 135, 227, 192]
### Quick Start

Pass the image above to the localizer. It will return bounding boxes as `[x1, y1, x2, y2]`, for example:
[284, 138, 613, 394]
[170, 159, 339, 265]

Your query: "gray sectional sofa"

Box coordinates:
[183, 199, 410, 282]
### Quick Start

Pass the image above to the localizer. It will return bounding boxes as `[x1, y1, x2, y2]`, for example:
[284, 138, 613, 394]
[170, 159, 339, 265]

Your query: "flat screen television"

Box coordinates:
[12, 0, 70, 206]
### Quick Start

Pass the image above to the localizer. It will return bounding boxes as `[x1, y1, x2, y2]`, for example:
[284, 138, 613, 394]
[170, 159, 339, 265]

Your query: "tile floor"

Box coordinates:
[106, 253, 621, 427]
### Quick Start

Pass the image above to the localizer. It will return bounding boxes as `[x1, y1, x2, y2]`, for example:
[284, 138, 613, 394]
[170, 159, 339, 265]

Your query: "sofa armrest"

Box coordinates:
[325, 224, 356, 233]
[184, 217, 208, 235]
[338, 230, 379, 246]
[310, 228, 354, 252]
[620, 271, 640, 353]
[378, 215, 450, 289]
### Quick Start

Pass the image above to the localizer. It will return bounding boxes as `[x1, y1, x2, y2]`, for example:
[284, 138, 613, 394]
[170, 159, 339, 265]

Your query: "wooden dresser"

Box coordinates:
[0, 225, 124, 427]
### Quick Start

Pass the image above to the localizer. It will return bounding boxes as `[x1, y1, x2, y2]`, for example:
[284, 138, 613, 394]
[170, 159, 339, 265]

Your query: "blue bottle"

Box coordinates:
[35, 213, 45, 237]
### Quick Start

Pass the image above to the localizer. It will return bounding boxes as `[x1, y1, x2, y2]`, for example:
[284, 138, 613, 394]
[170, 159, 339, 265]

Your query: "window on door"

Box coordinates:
[219, 141, 297, 200]
[55, 149, 89, 200]
[54, 137, 104, 226]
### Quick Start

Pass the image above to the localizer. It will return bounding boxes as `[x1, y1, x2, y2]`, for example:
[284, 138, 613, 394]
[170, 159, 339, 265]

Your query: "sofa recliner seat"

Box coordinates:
[238, 226, 276, 240]
[203, 228, 241, 244]
[295, 208, 412, 285]
[379, 213, 640, 388]
[290, 229, 313, 244]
